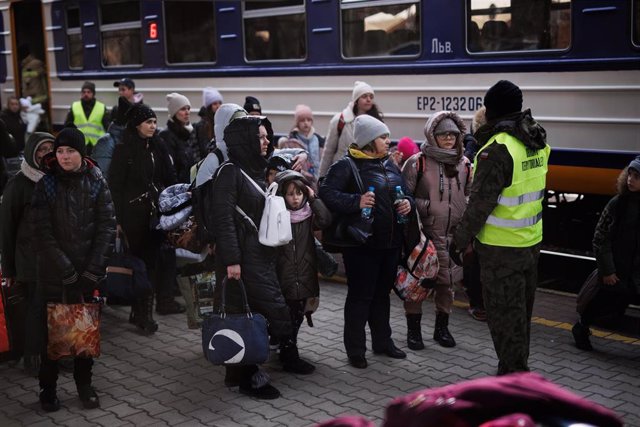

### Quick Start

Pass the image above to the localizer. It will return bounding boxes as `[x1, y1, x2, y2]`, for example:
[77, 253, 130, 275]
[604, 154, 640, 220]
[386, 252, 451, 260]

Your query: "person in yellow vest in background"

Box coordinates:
[64, 81, 109, 156]
[451, 80, 550, 375]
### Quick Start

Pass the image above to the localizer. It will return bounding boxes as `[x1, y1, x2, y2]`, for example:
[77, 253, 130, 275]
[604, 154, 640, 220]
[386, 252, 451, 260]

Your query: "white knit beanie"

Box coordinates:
[353, 115, 389, 149]
[166, 92, 190, 119]
[202, 87, 223, 108]
[352, 81, 374, 103]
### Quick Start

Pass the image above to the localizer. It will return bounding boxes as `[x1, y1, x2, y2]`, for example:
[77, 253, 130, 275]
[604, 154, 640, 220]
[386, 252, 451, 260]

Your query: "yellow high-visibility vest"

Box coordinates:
[475, 132, 550, 247]
[71, 101, 106, 146]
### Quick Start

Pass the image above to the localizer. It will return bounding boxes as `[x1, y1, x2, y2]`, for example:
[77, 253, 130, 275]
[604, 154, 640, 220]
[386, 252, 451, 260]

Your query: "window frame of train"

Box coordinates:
[163, 0, 216, 65]
[65, 4, 83, 69]
[242, 0, 307, 62]
[633, 0, 640, 48]
[466, 0, 572, 54]
[98, 0, 143, 68]
[340, 0, 421, 59]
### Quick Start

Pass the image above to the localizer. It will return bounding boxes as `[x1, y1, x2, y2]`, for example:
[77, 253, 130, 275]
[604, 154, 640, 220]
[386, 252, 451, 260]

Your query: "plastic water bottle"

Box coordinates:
[395, 186, 409, 224]
[361, 186, 375, 219]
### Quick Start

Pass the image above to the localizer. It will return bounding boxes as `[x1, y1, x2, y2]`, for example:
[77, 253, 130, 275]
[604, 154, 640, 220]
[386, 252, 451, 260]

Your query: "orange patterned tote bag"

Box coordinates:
[47, 299, 101, 360]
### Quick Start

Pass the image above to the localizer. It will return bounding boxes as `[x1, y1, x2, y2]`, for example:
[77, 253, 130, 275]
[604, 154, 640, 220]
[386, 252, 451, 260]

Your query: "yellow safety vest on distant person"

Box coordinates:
[71, 101, 106, 146]
[475, 132, 550, 248]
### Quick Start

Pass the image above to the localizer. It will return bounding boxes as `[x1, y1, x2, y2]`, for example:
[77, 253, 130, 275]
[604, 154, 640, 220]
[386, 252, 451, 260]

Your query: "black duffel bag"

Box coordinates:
[103, 233, 152, 301]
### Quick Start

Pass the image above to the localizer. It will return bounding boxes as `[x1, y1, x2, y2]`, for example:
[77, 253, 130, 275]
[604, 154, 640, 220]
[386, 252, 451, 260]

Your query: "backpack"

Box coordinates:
[336, 113, 346, 138]
[236, 170, 292, 247]
[189, 147, 226, 246]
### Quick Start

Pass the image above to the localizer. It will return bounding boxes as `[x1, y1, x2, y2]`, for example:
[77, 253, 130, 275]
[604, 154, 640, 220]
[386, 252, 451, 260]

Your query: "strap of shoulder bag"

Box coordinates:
[345, 157, 365, 194]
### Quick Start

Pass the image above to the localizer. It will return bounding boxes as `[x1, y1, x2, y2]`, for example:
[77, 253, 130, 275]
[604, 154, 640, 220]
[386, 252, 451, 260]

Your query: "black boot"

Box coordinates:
[77, 384, 100, 409]
[156, 297, 185, 315]
[131, 296, 158, 334]
[572, 322, 593, 351]
[39, 387, 60, 412]
[433, 312, 456, 348]
[406, 313, 425, 350]
[279, 338, 315, 374]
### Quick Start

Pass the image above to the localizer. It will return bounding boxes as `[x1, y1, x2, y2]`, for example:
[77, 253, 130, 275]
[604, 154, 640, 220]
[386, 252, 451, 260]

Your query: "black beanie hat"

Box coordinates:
[81, 81, 95, 94]
[55, 127, 86, 156]
[483, 80, 523, 121]
[243, 96, 261, 114]
[126, 103, 156, 129]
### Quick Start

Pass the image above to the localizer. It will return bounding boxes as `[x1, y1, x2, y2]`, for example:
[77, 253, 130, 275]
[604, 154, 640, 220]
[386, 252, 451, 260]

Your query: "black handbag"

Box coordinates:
[103, 233, 153, 301]
[322, 158, 373, 252]
[201, 277, 269, 366]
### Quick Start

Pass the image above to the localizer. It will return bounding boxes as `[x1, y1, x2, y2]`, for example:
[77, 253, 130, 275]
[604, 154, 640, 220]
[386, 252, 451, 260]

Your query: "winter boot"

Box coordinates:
[39, 387, 60, 412]
[155, 297, 185, 315]
[433, 312, 456, 348]
[131, 296, 158, 334]
[406, 313, 425, 350]
[77, 384, 100, 409]
[279, 338, 315, 374]
[572, 322, 593, 351]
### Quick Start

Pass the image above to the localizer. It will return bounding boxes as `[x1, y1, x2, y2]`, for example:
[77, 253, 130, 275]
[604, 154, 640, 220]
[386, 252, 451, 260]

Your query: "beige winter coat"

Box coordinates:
[401, 112, 471, 286]
[318, 105, 356, 177]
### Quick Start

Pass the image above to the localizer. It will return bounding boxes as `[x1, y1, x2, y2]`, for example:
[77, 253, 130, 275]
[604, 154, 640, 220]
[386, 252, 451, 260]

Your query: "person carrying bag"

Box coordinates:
[30, 128, 115, 412]
[104, 230, 153, 302]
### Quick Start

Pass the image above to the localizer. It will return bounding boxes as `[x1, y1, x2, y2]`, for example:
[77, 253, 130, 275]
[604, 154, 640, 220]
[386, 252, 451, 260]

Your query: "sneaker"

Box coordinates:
[572, 322, 593, 351]
[39, 387, 60, 412]
[239, 383, 281, 399]
[468, 307, 487, 322]
[156, 298, 185, 315]
[77, 384, 100, 409]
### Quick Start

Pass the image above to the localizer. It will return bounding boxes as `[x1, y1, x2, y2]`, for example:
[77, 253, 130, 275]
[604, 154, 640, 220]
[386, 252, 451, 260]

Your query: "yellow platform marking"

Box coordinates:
[452, 300, 640, 346]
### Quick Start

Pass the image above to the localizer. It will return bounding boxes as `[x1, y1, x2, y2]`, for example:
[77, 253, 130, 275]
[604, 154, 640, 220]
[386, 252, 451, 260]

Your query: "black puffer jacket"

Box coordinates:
[0, 110, 26, 155]
[30, 157, 116, 300]
[108, 130, 176, 263]
[319, 154, 412, 249]
[159, 120, 199, 183]
[211, 116, 291, 338]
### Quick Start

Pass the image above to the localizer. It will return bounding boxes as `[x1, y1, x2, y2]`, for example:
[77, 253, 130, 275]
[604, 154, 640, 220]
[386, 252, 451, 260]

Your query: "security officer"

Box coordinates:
[451, 80, 550, 375]
[65, 81, 108, 155]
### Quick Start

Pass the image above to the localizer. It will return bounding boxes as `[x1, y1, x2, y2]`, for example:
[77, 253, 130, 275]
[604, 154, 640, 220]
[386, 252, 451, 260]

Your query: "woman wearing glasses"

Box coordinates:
[400, 111, 472, 350]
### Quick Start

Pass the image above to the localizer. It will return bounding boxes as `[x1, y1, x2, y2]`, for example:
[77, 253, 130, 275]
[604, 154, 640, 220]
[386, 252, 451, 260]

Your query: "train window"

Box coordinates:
[340, 1, 420, 58]
[243, 1, 306, 61]
[467, 0, 571, 53]
[164, 1, 216, 64]
[633, 0, 640, 47]
[66, 6, 83, 69]
[99, 0, 142, 67]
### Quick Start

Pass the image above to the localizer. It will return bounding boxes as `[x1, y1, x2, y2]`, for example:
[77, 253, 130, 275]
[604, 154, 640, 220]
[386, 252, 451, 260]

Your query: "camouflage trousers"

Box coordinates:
[475, 241, 541, 375]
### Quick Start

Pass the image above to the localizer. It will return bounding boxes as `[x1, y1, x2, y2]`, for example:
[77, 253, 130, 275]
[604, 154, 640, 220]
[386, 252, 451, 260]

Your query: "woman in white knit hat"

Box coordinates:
[159, 92, 199, 184]
[318, 81, 384, 177]
[194, 87, 224, 158]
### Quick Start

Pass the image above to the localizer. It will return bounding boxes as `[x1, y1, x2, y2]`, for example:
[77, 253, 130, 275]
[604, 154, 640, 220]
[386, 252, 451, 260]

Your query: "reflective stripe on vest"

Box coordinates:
[71, 101, 106, 146]
[475, 132, 550, 248]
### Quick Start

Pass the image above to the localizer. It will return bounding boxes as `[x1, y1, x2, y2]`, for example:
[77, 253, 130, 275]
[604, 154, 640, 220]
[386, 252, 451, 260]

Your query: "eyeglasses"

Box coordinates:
[435, 132, 458, 140]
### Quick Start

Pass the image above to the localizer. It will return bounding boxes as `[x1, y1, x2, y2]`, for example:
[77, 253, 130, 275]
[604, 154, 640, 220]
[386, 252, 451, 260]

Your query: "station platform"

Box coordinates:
[1, 279, 638, 426]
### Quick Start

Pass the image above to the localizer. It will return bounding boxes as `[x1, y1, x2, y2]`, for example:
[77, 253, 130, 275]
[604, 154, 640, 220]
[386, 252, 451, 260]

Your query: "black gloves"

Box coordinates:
[449, 240, 465, 266]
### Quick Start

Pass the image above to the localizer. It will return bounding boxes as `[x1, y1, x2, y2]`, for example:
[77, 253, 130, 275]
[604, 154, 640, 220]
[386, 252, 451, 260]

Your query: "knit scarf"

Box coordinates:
[294, 127, 320, 176]
[20, 159, 45, 183]
[422, 145, 461, 166]
[348, 147, 387, 160]
[290, 202, 312, 224]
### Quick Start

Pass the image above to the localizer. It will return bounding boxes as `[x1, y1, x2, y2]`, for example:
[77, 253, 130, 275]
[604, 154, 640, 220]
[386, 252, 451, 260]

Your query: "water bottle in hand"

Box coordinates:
[395, 185, 409, 224]
[361, 186, 375, 219]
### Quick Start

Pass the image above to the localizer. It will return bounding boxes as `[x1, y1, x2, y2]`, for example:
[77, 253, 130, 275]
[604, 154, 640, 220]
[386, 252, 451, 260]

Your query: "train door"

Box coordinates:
[11, 0, 50, 130]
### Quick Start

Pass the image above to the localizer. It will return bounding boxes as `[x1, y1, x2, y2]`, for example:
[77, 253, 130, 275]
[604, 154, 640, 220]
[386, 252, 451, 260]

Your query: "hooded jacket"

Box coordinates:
[275, 170, 332, 300]
[0, 132, 54, 281]
[453, 109, 548, 248]
[402, 112, 471, 286]
[30, 156, 115, 300]
[211, 116, 292, 338]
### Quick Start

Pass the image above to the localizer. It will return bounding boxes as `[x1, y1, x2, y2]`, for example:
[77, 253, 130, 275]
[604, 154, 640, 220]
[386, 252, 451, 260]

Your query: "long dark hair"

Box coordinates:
[352, 103, 384, 122]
